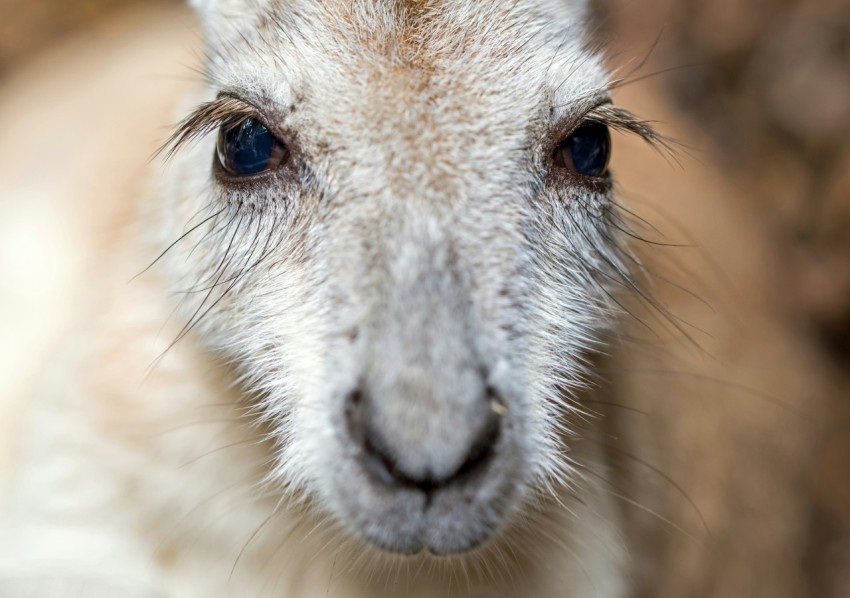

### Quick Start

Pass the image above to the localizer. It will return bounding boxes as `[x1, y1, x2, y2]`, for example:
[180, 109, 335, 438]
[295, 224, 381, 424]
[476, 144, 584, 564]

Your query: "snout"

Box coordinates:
[324, 364, 524, 556]
[314, 227, 527, 555]
[345, 383, 503, 495]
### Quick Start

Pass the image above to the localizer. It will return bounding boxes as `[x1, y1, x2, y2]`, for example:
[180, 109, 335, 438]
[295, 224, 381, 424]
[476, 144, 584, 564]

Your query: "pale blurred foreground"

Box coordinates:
[0, 2, 199, 487]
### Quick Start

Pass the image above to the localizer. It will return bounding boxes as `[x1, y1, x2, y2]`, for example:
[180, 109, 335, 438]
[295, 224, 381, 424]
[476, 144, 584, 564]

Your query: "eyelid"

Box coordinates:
[217, 93, 275, 129]
[159, 91, 286, 161]
[548, 98, 613, 155]
[218, 94, 300, 165]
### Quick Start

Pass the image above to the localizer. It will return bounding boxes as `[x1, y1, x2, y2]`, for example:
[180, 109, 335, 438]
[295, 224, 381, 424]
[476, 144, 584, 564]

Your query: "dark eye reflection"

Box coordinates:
[216, 117, 288, 177]
[554, 122, 611, 178]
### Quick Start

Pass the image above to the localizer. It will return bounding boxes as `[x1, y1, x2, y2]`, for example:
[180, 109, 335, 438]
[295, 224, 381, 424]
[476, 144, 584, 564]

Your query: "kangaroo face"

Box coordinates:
[163, 0, 628, 555]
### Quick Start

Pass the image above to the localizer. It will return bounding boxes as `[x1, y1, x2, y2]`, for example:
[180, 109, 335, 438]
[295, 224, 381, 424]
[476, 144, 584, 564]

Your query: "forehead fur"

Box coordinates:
[195, 0, 605, 130]
[184, 0, 611, 230]
[197, 0, 590, 58]
[192, 0, 588, 25]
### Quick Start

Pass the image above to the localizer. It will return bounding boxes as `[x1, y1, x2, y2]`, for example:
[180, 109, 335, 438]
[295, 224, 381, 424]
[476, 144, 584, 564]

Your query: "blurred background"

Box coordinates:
[0, 0, 847, 596]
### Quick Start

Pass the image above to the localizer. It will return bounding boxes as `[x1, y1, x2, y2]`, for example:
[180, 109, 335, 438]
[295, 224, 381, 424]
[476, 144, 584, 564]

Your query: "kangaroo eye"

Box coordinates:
[554, 122, 611, 178]
[216, 117, 288, 177]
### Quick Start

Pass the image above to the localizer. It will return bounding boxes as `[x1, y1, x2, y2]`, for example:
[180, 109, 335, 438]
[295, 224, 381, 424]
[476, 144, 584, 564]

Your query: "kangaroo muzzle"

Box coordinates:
[323, 224, 524, 554]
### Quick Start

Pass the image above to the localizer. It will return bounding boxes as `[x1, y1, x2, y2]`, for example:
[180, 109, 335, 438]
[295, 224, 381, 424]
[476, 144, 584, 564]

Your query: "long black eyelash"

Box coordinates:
[583, 104, 676, 156]
[157, 94, 256, 162]
[584, 102, 692, 168]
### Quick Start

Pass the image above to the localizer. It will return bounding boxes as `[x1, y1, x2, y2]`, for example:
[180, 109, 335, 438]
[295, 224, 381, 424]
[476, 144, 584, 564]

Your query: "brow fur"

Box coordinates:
[162, 94, 670, 163]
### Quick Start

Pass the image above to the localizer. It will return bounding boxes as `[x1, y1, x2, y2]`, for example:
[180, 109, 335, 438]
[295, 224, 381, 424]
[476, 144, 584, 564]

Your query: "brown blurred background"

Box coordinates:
[595, 2, 850, 596]
[0, 1, 848, 596]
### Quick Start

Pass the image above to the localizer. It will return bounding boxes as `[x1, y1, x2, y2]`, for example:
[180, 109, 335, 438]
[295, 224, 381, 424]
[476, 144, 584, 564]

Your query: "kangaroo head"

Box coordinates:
[160, 0, 638, 556]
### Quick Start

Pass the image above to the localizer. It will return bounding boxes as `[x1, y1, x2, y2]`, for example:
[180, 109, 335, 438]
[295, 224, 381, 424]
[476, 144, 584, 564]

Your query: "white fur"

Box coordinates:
[1, 1, 634, 596]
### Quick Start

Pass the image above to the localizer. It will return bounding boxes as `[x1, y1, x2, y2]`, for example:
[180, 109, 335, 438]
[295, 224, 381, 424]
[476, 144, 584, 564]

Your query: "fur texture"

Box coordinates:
[0, 1, 658, 596]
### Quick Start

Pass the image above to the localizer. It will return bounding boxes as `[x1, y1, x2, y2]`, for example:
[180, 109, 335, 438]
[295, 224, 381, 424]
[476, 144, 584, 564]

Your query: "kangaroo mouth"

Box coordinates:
[324, 400, 523, 556]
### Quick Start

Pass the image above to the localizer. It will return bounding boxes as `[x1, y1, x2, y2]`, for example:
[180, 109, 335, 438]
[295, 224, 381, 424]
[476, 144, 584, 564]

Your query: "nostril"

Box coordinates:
[346, 389, 363, 411]
[342, 386, 409, 486]
[356, 398, 503, 494]
[362, 432, 411, 489]
[344, 388, 366, 443]
[345, 387, 410, 488]
[451, 407, 501, 483]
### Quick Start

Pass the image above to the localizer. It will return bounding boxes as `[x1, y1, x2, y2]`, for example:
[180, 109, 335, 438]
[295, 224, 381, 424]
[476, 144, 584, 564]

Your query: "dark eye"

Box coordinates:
[216, 117, 288, 177]
[553, 122, 611, 178]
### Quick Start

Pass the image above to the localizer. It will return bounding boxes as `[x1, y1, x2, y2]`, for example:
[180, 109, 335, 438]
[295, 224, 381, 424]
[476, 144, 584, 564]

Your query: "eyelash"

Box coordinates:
[160, 96, 669, 180]
[160, 95, 259, 162]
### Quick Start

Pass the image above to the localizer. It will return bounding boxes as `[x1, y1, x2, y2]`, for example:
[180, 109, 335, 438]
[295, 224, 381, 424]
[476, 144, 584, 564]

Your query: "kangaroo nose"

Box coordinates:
[344, 385, 503, 493]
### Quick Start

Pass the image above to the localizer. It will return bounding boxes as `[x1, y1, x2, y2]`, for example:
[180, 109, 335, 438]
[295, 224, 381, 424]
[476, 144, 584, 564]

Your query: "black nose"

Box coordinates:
[344, 387, 503, 493]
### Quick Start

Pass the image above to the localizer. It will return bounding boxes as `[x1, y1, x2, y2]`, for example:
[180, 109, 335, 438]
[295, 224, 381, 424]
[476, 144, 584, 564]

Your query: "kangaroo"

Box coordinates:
[0, 1, 667, 596]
